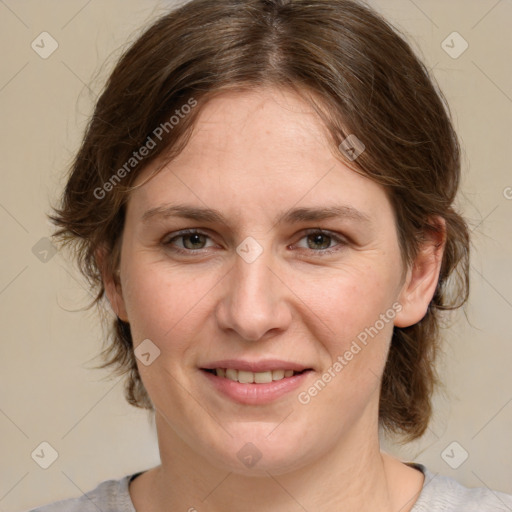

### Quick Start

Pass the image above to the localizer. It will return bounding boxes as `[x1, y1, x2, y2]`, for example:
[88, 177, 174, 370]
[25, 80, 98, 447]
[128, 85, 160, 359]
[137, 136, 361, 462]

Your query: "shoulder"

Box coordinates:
[24, 473, 138, 512]
[410, 463, 512, 511]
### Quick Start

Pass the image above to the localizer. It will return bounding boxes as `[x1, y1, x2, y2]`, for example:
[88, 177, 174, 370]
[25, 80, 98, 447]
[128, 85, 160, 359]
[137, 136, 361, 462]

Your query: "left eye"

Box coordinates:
[295, 229, 344, 252]
[162, 229, 345, 255]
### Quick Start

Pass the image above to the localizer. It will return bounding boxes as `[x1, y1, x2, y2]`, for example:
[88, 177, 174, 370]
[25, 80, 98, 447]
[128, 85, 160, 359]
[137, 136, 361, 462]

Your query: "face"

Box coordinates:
[105, 87, 440, 476]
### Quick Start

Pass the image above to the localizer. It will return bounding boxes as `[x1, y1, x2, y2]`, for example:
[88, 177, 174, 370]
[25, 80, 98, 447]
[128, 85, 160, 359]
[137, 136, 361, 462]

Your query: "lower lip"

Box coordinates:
[200, 369, 312, 405]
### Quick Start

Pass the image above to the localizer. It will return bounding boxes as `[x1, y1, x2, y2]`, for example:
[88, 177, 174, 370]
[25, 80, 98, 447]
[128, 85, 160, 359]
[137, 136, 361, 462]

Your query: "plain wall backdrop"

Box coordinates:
[1, 0, 511, 510]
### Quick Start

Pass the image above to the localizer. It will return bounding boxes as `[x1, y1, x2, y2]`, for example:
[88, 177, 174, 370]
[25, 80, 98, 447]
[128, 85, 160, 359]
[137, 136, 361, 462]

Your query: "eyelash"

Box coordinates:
[161, 228, 347, 257]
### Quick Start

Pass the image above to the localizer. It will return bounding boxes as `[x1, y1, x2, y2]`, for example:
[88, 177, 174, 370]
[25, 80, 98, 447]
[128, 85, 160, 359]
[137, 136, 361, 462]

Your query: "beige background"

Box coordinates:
[0, 0, 511, 510]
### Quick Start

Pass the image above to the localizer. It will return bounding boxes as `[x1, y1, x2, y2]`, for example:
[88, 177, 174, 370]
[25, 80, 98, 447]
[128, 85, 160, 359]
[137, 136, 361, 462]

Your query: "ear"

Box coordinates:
[394, 217, 446, 328]
[95, 245, 129, 322]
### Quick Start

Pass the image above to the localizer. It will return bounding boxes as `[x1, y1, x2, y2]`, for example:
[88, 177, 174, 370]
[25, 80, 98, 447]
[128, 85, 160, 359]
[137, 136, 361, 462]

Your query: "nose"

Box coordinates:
[215, 243, 293, 342]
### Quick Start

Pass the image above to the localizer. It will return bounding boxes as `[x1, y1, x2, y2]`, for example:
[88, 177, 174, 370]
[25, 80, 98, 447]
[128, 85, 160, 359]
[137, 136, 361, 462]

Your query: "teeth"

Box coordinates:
[212, 368, 301, 383]
[272, 369, 285, 380]
[238, 370, 254, 383]
[225, 368, 237, 380]
[255, 371, 273, 383]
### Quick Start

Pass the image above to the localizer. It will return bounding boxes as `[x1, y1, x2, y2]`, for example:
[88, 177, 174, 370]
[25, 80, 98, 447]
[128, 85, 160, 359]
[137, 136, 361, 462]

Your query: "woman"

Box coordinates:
[29, 0, 512, 510]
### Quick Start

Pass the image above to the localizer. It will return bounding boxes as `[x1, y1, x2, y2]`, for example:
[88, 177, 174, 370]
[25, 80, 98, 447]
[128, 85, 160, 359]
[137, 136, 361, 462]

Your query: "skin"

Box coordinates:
[101, 86, 445, 511]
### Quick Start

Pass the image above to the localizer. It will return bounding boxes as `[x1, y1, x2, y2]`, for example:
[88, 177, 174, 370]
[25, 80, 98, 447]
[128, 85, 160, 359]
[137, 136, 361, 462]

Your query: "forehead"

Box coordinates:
[127, 87, 392, 228]
[137, 87, 338, 184]
[187, 87, 329, 154]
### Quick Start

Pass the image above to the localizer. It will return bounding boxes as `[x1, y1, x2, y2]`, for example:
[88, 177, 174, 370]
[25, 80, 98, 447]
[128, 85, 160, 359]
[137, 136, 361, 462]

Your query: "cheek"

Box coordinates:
[120, 258, 218, 348]
[295, 263, 399, 399]
[296, 273, 397, 416]
[297, 263, 399, 341]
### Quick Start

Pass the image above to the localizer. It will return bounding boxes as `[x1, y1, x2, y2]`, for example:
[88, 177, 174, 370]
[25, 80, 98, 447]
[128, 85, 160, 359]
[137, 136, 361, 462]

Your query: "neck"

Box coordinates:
[131, 411, 420, 512]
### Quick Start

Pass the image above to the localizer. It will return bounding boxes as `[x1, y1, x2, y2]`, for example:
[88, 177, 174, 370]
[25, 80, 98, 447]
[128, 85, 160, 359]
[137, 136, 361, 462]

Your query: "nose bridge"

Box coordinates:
[216, 240, 291, 341]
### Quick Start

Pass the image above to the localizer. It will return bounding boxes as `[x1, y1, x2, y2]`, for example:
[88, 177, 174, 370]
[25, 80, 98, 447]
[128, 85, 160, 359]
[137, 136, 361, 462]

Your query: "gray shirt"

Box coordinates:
[27, 463, 512, 511]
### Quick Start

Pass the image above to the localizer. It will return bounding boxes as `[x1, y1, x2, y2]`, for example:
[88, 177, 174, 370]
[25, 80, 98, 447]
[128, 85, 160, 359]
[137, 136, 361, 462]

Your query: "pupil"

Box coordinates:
[185, 233, 204, 249]
[309, 233, 330, 250]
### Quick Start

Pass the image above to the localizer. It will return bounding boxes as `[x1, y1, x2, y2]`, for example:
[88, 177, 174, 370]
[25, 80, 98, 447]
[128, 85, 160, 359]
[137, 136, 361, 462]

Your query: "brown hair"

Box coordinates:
[51, 0, 470, 442]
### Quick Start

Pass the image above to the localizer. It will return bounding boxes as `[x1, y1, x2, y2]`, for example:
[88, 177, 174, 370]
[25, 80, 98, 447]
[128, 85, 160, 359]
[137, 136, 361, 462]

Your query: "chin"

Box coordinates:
[203, 429, 316, 477]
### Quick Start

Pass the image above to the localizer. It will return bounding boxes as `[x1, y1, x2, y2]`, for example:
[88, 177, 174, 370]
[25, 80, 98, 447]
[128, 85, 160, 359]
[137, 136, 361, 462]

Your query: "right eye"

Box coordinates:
[162, 229, 216, 254]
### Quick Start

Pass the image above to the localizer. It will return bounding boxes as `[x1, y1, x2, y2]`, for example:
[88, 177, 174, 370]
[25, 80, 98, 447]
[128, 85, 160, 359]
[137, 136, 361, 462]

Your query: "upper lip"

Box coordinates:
[200, 359, 312, 373]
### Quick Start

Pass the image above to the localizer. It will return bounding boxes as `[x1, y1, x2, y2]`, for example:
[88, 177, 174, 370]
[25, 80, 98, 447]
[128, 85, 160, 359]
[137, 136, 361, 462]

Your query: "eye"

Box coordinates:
[293, 229, 347, 255]
[162, 229, 215, 253]
[161, 228, 347, 256]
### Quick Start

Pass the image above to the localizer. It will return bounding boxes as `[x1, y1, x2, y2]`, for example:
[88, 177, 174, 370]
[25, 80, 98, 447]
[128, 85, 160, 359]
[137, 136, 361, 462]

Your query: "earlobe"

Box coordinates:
[95, 246, 129, 322]
[394, 218, 446, 328]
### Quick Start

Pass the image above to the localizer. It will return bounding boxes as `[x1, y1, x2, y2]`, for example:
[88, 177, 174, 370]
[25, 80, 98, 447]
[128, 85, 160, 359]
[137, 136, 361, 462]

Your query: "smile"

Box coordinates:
[200, 362, 314, 404]
[203, 368, 306, 383]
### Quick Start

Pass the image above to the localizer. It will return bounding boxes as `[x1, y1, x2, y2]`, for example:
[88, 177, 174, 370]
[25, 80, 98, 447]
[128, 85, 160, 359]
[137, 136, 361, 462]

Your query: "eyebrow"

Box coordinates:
[141, 203, 372, 227]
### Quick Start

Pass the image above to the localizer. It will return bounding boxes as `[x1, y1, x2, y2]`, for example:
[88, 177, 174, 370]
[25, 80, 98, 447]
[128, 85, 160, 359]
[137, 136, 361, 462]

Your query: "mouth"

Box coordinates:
[201, 367, 311, 384]
[199, 361, 314, 404]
